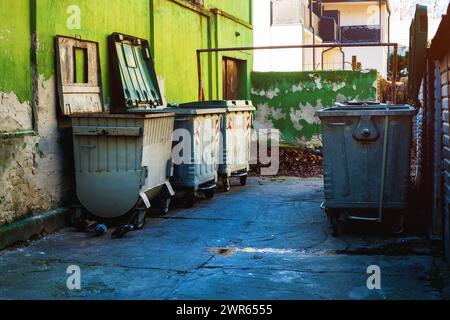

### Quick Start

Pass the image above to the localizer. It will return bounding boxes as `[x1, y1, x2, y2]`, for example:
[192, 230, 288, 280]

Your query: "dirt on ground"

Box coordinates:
[250, 145, 323, 178]
[252, 141, 417, 180]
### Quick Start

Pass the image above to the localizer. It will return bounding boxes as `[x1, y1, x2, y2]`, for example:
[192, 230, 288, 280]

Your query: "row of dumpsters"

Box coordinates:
[55, 33, 255, 237]
[416, 4, 450, 262]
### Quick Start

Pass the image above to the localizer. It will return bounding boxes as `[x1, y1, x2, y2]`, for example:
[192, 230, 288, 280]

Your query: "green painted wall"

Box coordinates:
[152, 0, 210, 102]
[0, 0, 253, 226]
[151, 0, 253, 103]
[0, 0, 254, 110]
[0, 0, 31, 103]
[206, 0, 252, 23]
[213, 12, 253, 100]
[36, 0, 151, 106]
[251, 70, 378, 145]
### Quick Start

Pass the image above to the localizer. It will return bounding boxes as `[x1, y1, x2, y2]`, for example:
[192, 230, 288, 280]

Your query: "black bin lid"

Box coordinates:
[316, 101, 415, 117]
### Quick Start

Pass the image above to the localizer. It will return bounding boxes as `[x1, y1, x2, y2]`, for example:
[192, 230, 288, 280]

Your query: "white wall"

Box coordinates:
[322, 47, 347, 70]
[253, 0, 390, 76]
[323, 1, 390, 78]
[253, 0, 304, 71]
[303, 31, 323, 70]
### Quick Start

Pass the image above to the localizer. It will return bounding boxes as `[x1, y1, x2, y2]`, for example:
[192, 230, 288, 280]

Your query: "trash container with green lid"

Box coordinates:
[55, 35, 175, 236]
[179, 100, 255, 191]
[316, 103, 415, 232]
[170, 105, 226, 208]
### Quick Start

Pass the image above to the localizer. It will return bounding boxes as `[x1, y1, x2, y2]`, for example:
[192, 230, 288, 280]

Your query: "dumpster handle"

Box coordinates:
[378, 114, 390, 222]
[327, 122, 352, 126]
[80, 144, 96, 149]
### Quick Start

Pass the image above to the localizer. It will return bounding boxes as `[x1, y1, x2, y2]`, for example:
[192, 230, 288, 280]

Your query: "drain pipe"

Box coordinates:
[379, 0, 382, 43]
[386, 0, 391, 43]
[339, 47, 345, 69]
[310, 0, 316, 70]
[386, 0, 392, 78]
[321, 46, 345, 70]
[321, 47, 333, 70]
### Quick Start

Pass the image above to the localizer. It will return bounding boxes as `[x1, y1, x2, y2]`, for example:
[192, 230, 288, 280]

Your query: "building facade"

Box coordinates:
[0, 0, 253, 227]
[253, 0, 391, 78]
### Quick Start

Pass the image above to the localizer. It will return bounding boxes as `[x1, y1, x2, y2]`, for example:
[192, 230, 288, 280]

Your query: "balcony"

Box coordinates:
[341, 25, 381, 43]
[319, 16, 339, 42]
[314, 3, 340, 42]
[302, 3, 321, 36]
[271, 0, 340, 42]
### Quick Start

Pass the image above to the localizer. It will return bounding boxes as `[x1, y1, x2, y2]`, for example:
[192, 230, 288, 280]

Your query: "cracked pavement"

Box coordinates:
[0, 177, 449, 300]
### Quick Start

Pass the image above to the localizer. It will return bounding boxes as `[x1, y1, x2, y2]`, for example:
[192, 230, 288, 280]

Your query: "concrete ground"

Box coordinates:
[0, 177, 449, 300]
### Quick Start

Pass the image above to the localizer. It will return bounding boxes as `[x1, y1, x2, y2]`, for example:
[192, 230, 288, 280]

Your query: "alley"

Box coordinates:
[0, 177, 448, 300]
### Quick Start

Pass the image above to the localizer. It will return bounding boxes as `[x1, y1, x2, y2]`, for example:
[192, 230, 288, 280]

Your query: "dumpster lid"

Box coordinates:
[168, 107, 226, 116]
[316, 102, 415, 117]
[178, 100, 255, 111]
[55, 36, 104, 116]
[109, 33, 164, 113]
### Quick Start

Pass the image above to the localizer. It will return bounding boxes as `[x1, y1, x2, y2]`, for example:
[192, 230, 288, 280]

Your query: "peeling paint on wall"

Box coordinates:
[0, 77, 74, 227]
[0, 93, 32, 132]
[0, 0, 253, 228]
[251, 70, 378, 145]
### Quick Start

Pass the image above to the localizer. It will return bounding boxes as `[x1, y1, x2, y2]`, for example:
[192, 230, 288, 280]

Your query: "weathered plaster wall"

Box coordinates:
[251, 70, 378, 145]
[0, 0, 33, 133]
[1, 0, 153, 227]
[0, 76, 74, 226]
[36, 0, 151, 106]
[0, 0, 253, 227]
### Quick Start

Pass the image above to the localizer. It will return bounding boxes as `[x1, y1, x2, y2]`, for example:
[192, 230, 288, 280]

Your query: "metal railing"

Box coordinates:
[196, 42, 399, 103]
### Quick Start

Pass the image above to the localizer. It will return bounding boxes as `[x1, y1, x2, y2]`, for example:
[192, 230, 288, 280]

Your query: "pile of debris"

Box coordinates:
[250, 145, 323, 178]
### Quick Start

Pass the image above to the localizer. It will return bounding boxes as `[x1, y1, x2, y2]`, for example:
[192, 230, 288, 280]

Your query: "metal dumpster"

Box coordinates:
[316, 102, 415, 234]
[170, 104, 226, 207]
[178, 100, 255, 191]
[55, 35, 175, 234]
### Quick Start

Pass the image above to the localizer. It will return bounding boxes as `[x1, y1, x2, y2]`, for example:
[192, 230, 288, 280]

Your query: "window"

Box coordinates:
[271, 0, 302, 26]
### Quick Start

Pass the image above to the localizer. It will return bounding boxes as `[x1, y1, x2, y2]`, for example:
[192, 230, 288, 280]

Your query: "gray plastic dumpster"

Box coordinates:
[170, 105, 226, 208]
[55, 35, 175, 233]
[178, 100, 255, 191]
[316, 102, 415, 234]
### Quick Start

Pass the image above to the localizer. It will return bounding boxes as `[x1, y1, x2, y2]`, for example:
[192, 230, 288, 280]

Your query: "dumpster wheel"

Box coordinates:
[132, 209, 147, 230]
[184, 192, 196, 209]
[68, 206, 90, 231]
[160, 196, 171, 216]
[329, 215, 341, 238]
[204, 188, 215, 200]
[323, 206, 342, 237]
[223, 178, 231, 192]
[390, 213, 406, 235]
[240, 175, 248, 186]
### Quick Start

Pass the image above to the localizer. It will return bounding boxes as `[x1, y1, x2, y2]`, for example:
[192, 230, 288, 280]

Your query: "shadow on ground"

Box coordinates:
[0, 177, 448, 300]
